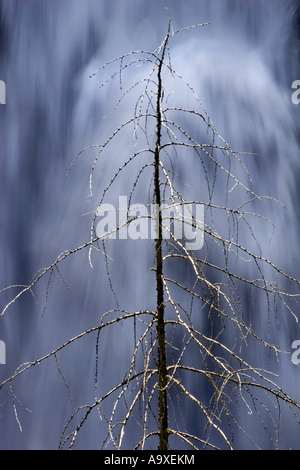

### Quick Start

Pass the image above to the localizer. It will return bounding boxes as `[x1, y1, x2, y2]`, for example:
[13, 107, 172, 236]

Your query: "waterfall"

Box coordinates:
[0, 0, 299, 449]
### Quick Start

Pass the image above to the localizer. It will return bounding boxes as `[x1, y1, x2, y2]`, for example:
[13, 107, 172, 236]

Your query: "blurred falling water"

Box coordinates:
[0, 0, 299, 449]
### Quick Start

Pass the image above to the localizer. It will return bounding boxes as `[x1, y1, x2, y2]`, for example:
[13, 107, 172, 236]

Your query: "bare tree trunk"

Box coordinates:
[154, 31, 169, 451]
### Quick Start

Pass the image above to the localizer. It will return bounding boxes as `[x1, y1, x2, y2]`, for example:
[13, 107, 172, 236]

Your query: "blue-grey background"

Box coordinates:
[0, 0, 300, 449]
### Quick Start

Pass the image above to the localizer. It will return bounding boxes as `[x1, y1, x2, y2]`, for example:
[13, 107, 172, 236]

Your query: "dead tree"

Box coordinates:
[1, 20, 300, 450]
